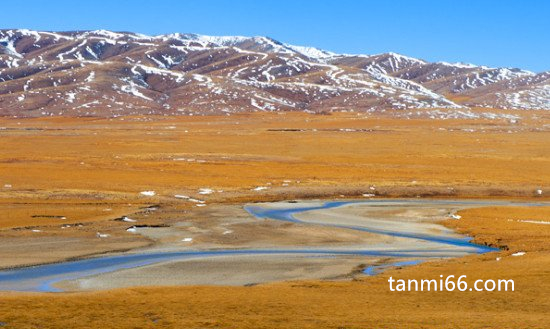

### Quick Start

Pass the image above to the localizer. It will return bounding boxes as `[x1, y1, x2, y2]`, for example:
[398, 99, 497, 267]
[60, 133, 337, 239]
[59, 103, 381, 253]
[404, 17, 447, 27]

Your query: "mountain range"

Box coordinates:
[1, 29, 548, 117]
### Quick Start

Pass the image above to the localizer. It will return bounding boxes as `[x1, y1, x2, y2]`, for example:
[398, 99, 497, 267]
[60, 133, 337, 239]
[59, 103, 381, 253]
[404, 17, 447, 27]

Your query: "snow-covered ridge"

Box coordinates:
[156, 33, 337, 60]
[0, 28, 538, 72]
[0, 28, 548, 116]
[284, 44, 338, 60]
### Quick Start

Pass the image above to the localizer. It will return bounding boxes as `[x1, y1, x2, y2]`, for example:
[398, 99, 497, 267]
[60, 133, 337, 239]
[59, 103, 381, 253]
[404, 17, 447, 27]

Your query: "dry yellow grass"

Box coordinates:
[0, 112, 548, 197]
[1, 111, 546, 237]
[0, 112, 549, 328]
[0, 201, 139, 229]
[449, 206, 550, 251]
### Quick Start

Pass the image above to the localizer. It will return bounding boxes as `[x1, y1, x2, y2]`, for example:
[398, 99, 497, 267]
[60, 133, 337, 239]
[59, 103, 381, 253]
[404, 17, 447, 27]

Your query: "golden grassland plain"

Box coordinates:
[0, 110, 549, 328]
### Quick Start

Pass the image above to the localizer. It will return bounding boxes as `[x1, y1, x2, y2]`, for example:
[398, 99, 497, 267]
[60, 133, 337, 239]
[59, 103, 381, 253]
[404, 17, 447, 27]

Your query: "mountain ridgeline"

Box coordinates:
[0, 29, 548, 117]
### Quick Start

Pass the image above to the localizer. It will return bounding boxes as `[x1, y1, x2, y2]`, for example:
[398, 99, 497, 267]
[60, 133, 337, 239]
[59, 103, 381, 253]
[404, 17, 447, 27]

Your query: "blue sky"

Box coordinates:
[2, 0, 549, 72]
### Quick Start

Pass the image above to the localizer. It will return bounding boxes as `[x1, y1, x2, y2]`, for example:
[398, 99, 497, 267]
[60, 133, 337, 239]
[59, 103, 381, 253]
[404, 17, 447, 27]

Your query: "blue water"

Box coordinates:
[244, 200, 505, 252]
[363, 260, 425, 276]
[0, 249, 459, 292]
[1, 199, 543, 292]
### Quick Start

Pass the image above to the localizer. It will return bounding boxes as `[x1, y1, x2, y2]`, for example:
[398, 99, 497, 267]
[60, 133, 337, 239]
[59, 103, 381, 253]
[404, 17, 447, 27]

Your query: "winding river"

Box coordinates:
[0, 199, 544, 292]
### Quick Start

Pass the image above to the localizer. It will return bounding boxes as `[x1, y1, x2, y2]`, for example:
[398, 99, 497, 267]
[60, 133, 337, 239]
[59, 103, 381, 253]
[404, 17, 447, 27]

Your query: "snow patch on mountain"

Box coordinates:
[0, 28, 548, 116]
[284, 44, 337, 60]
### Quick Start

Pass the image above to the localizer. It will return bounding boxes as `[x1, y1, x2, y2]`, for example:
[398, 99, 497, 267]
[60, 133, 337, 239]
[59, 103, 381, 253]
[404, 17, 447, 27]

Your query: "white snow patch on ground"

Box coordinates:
[198, 188, 214, 195]
[0, 37, 23, 58]
[517, 220, 550, 225]
[65, 92, 76, 103]
[120, 79, 153, 101]
[85, 71, 95, 82]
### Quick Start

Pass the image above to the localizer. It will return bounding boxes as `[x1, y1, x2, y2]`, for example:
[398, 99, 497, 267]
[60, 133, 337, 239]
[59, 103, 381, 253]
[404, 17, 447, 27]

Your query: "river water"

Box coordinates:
[0, 199, 544, 292]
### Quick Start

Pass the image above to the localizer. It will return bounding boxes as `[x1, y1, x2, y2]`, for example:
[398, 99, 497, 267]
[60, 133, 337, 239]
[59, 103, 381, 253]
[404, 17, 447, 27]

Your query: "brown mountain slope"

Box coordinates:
[0, 29, 548, 117]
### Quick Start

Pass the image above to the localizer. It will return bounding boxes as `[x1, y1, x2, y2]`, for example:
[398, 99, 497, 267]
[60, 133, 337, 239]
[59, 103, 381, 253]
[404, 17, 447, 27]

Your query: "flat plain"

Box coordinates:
[0, 110, 549, 328]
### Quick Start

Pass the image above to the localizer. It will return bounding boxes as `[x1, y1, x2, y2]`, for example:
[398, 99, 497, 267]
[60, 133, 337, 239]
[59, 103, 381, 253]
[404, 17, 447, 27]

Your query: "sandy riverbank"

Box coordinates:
[32, 199, 516, 292]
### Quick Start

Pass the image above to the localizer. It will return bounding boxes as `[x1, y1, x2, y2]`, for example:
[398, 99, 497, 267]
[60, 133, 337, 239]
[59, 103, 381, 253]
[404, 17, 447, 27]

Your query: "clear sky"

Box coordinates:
[2, 0, 549, 72]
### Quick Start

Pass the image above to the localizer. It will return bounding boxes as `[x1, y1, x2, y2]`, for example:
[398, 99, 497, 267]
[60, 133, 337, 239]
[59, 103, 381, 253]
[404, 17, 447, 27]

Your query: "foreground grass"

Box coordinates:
[0, 206, 548, 329]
